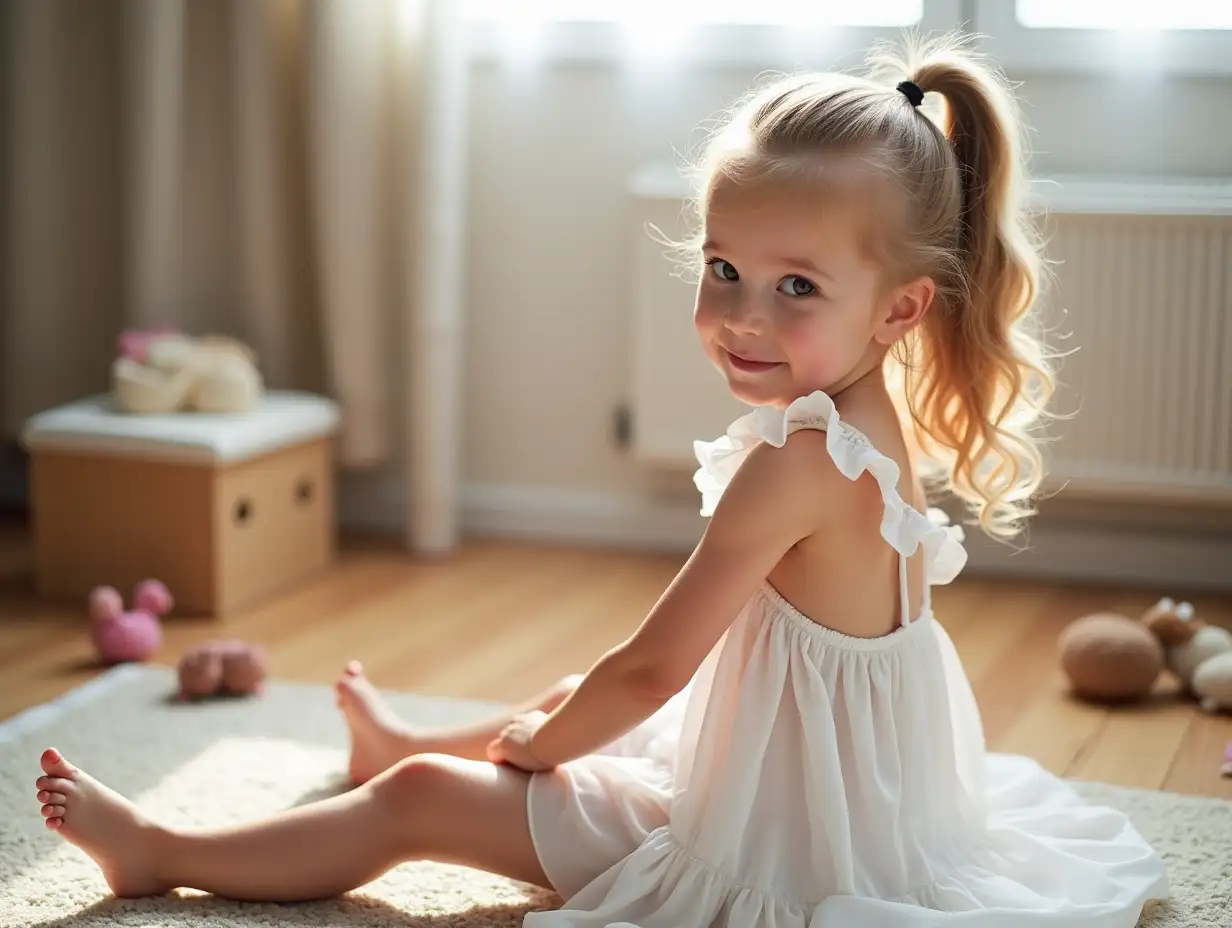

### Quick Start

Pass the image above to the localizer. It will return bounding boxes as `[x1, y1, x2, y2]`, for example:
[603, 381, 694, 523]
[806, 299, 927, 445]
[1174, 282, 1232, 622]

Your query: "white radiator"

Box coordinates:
[627, 167, 1232, 507]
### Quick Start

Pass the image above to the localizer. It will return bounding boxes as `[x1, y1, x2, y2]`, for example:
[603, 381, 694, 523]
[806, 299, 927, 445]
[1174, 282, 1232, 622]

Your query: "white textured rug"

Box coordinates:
[0, 665, 1228, 928]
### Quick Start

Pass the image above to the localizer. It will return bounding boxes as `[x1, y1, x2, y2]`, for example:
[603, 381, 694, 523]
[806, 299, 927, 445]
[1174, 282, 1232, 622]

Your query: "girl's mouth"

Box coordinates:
[724, 350, 781, 374]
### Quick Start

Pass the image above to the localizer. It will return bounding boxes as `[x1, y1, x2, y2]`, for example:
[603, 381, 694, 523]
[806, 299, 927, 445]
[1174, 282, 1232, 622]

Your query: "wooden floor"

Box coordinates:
[1, 516, 1229, 800]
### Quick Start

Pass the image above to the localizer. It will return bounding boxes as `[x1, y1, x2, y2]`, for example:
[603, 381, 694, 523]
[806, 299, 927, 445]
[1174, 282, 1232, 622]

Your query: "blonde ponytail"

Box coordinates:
[882, 34, 1054, 539]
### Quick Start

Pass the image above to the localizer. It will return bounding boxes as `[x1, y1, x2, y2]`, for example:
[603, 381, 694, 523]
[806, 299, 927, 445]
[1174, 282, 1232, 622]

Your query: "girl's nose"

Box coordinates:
[725, 297, 766, 335]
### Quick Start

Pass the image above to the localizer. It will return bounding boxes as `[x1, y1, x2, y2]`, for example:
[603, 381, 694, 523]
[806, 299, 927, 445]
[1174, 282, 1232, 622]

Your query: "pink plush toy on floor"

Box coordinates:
[89, 580, 173, 664]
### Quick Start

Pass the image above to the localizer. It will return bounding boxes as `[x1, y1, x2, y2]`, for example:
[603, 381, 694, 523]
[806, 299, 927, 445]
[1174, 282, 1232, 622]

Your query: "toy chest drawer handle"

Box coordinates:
[233, 497, 255, 525]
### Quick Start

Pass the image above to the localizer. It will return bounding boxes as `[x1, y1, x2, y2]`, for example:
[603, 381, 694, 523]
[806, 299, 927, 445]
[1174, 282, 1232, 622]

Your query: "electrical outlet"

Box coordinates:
[613, 404, 633, 450]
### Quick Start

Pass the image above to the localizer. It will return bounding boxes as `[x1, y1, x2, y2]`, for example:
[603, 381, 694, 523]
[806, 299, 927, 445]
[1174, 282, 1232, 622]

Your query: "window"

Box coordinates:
[467, 1, 1232, 72]
[1016, 1, 1232, 31]
[467, 0, 960, 67]
[467, 1, 924, 27]
[975, 1, 1232, 74]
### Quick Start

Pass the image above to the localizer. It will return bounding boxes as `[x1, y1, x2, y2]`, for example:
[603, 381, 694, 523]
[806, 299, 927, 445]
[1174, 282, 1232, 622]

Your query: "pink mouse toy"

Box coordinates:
[89, 579, 173, 664]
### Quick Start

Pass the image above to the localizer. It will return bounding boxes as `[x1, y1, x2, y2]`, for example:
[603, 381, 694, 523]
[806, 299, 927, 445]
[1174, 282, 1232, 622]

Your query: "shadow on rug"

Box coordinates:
[21, 894, 558, 928]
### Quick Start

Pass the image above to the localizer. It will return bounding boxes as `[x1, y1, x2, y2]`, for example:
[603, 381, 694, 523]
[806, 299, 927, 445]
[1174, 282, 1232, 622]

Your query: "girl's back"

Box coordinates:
[769, 387, 929, 639]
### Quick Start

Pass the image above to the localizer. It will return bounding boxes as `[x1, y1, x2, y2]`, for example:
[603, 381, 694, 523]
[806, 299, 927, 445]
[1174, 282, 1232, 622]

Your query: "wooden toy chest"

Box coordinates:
[21, 391, 341, 616]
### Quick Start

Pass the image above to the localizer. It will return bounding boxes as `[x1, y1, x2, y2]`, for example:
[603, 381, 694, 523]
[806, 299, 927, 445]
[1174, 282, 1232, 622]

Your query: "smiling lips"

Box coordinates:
[724, 349, 781, 374]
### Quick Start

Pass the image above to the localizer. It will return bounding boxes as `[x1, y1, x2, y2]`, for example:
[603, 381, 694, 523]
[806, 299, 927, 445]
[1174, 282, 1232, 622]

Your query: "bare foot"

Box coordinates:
[34, 747, 167, 898]
[335, 661, 419, 784]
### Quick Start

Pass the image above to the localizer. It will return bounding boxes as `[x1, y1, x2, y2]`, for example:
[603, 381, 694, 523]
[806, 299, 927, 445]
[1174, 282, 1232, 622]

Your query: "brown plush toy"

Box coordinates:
[1060, 598, 1232, 712]
[1058, 612, 1164, 703]
[177, 639, 268, 700]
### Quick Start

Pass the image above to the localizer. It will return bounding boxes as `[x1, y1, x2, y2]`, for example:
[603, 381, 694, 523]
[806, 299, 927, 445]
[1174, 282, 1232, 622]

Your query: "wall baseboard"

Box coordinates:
[338, 474, 1232, 593]
[7, 461, 1222, 591]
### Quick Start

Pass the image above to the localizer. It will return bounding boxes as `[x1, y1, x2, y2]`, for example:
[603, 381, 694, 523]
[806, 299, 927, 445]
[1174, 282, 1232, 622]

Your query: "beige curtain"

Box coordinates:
[1, 0, 467, 553]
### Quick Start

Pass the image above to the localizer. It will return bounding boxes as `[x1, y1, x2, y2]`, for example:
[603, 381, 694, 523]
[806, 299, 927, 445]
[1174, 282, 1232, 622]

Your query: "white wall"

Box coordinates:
[461, 60, 1232, 497]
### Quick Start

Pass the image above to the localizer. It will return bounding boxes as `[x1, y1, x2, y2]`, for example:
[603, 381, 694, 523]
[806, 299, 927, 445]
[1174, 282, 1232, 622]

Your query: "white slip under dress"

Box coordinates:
[523, 389, 1170, 927]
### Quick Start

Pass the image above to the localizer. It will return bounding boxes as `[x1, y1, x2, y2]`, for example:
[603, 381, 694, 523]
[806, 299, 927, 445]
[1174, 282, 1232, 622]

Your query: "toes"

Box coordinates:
[35, 776, 73, 794]
[336, 660, 364, 699]
[44, 816, 63, 831]
[41, 803, 66, 819]
[40, 747, 75, 779]
[37, 790, 67, 804]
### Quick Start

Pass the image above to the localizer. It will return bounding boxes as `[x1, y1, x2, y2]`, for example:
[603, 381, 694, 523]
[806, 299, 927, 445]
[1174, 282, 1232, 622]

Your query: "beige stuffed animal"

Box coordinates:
[1143, 598, 1232, 714]
[112, 329, 263, 414]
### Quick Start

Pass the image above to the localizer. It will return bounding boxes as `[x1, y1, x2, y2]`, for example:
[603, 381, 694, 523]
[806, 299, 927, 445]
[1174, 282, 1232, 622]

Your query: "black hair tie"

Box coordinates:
[896, 80, 924, 108]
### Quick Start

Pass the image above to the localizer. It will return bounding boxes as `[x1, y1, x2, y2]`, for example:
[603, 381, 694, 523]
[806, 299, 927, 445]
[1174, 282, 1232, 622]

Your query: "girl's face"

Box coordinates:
[694, 170, 900, 409]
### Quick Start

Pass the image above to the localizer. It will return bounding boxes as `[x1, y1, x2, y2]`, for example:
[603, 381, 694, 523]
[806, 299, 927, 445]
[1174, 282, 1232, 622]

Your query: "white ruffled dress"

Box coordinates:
[524, 390, 1170, 927]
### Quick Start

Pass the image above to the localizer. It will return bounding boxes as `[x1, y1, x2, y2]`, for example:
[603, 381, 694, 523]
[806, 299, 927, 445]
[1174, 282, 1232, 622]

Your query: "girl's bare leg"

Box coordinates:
[33, 745, 550, 901]
[337, 661, 582, 783]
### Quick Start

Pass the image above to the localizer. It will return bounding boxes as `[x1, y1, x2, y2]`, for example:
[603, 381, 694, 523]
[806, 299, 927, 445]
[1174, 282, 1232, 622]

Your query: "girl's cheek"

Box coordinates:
[693, 292, 724, 336]
[780, 318, 836, 376]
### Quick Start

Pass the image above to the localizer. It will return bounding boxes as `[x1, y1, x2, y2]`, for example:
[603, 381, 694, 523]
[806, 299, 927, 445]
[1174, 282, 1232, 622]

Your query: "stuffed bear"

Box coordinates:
[112, 328, 263, 414]
[1059, 598, 1232, 713]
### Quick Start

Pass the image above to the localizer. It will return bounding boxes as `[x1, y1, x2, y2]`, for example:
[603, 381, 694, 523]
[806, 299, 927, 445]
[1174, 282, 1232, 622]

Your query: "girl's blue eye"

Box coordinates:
[779, 276, 816, 297]
[709, 259, 739, 282]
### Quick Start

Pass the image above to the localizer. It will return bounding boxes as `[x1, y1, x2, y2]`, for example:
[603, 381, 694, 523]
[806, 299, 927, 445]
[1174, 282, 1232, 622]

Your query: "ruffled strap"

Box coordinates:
[693, 390, 967, 586]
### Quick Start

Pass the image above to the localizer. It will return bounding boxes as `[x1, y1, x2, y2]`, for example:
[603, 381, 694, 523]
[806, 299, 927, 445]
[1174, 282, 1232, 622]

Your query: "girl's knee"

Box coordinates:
[376, 754, 459, 810]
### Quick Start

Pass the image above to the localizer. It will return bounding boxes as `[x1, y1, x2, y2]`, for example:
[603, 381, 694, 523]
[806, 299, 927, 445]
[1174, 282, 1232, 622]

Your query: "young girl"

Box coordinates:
[33, 33, 1169, 926]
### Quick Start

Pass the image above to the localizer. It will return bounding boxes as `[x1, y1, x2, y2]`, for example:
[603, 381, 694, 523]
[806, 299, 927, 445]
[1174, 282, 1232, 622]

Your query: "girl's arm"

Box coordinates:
[522, 431, 836, 768]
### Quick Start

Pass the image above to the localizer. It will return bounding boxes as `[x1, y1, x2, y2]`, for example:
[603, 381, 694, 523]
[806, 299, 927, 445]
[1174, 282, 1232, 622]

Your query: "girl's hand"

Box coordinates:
[487, 710, 555, 772]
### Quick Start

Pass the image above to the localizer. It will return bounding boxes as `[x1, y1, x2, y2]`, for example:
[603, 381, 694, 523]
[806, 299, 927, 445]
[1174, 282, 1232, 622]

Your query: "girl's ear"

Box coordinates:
[875, 275, 934, 346]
